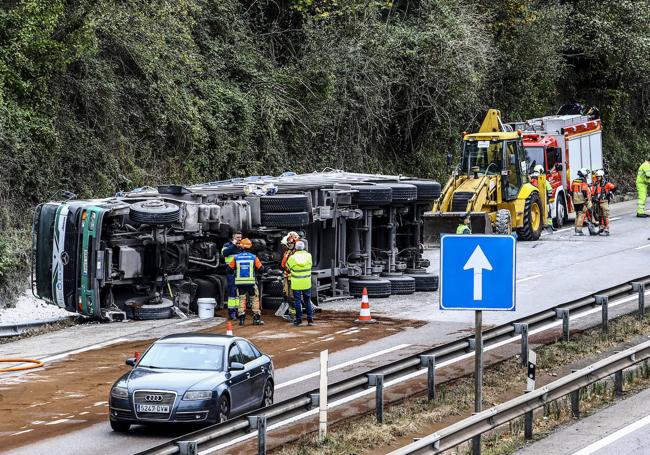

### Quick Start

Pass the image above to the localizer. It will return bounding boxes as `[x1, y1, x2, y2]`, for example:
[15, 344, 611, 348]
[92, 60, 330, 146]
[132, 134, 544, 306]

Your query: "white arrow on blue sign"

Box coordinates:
[440, 234, 516, 311]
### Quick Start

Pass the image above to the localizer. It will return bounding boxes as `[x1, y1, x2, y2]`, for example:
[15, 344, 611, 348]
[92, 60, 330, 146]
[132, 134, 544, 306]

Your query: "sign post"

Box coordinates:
[441, 234, 516, 455]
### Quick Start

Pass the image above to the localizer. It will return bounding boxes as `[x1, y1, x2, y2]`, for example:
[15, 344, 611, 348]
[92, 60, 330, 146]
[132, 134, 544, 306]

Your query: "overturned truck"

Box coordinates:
[32, 171, 441, 320]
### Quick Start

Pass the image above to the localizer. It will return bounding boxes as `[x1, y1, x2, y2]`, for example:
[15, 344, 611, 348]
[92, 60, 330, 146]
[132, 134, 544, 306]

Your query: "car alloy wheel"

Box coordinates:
[263, 381, 274, 407]
[217, 395, 230, 423]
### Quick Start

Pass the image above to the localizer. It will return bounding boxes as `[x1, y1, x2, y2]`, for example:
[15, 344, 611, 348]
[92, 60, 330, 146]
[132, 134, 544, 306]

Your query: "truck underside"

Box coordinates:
[32, 171, 441, 319]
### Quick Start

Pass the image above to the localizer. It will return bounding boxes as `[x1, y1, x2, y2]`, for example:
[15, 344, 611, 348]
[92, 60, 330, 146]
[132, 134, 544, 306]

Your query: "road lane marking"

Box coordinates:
[45, 419, 70, 425]
[570, 413, 650, 455]
[201, 290, 650, 454]
[541, 216, 622, 237]
[40, 338, 129, 363]
[516, 274, 543, 283]
[10, 429, 34, 436]
[635, 244, 650, 250]
[274, 343, 411, 390]
[176, 319, 198, 325]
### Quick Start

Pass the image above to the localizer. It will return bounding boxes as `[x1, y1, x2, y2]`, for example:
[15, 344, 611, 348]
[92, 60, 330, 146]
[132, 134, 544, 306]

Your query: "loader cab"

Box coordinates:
[461, 136, 528, 201]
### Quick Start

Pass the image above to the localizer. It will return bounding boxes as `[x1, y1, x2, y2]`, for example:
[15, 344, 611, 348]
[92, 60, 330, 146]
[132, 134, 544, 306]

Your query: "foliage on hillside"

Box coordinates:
[0, 0, 649, 301]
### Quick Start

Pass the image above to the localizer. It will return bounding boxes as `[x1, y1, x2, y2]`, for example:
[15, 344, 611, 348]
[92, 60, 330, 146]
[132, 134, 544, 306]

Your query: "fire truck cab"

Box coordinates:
[511, 113, 603, 228]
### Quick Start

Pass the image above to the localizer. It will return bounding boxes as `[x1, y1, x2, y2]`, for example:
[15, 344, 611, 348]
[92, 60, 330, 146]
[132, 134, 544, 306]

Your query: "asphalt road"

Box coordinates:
[516, 384, 650, 455]
[8, 200, 650, 455]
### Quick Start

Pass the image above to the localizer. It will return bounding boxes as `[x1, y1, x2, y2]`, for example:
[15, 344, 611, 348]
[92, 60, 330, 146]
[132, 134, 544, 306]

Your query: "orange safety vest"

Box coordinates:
[592, 181, 616, 202]
[571, 179, 590, 205]
[281, 248, 296, 278]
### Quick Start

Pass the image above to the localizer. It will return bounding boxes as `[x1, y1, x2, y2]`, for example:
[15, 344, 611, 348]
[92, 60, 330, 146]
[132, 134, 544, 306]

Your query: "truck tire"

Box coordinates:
[262, 295, 284, 311]
[408, 180, 442, 202]
[495, 209, 512, 234]
[262, 279, 284, 297]
[384, 183, 417, 203]
[260, 211, 310, 228]
[554, 194, 567, 228]
[384, 275, 416, 295]
[405, 273, 439, 292]
[351, 185, 392, 206]
[349, 278, 391, 298]
[260, 194, 311, 214]
[131, 298, 174, 320]
[129, 200, 180, 225]
[517, 192, 543, 241]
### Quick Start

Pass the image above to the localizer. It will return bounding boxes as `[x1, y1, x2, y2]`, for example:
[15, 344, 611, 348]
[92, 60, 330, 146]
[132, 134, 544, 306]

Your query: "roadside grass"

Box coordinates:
[272, 313, 650, 455]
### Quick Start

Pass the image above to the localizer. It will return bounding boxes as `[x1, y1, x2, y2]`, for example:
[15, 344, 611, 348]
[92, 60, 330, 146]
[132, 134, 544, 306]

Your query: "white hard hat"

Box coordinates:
[578, 168, 589, 178]
[595, 169, 605, 177]
[281, 235, 288, 246]
[295, 240, 306, 251]
[533, 164, 544, 174]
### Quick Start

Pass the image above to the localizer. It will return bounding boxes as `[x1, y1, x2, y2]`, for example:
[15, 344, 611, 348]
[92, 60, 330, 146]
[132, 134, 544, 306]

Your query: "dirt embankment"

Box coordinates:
[1, 310, 421, 451]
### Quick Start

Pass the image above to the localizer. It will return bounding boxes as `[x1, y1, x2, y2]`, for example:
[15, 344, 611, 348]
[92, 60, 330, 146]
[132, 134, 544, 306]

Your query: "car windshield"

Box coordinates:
[138, 343, 225, 371]
[461, 140, 504, 175]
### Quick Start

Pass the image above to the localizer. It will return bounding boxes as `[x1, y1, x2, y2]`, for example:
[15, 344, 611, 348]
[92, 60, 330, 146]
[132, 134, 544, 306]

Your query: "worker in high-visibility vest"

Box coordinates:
[228, 238, 265, 326]
[531, 164, 556, 232]
[221, 231, 242, 320]
[280, 231, 300, 322]
[456, 214, 471, 234]
[636, 159, 650, 217]
[570, 168, 591, 236]
[592, 169, 617, 235]
[286, 240, 314, 326]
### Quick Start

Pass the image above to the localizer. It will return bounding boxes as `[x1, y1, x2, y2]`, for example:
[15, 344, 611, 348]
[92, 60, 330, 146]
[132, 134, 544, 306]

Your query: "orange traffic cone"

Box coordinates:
[226, 321, 234, 336]
[355, 288, 377, 324]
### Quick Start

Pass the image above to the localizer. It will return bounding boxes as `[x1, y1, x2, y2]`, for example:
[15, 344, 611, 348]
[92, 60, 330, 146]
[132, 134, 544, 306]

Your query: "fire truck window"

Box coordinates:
[546, 148, 559, 170]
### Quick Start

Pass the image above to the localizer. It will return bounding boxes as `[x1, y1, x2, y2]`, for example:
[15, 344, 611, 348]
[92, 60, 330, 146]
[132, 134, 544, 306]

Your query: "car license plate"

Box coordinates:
[137, 404, 170, 413]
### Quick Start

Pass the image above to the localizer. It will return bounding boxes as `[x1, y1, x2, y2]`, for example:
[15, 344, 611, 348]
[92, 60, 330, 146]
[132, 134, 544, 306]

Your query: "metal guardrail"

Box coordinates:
[138, 275, 650, 455]
[390, 339, 650, 454]
[0, 316, 75, 338]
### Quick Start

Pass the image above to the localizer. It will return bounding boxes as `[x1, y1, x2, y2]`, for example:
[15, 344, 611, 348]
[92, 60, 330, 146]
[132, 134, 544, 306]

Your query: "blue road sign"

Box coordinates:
[440, 234, 516, 311]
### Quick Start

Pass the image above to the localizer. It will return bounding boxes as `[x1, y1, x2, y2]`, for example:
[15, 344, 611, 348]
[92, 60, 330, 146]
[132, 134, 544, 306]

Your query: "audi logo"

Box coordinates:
[145, 394, 164, 402]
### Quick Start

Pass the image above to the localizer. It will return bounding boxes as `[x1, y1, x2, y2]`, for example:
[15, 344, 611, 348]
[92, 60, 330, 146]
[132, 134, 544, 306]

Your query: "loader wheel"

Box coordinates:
[260, 211, 310, 227]
[495, 209, 512, 235]
[260, 194, 311, 214]
[517, 193, 543, 241]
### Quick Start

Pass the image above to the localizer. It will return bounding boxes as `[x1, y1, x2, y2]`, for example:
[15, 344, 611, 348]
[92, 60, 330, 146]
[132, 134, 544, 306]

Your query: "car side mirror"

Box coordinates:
[126, 358, 136, 367]
[229, 362, 245, 371]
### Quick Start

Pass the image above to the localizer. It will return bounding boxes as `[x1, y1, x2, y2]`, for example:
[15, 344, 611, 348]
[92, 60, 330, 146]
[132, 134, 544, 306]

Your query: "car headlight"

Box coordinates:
[110, 386, 128, 399]
[183, 390, 213, 401]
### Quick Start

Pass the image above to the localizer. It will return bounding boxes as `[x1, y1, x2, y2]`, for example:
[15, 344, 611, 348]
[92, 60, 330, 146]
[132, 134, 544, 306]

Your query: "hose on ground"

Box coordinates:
[0, 358, 44, 373]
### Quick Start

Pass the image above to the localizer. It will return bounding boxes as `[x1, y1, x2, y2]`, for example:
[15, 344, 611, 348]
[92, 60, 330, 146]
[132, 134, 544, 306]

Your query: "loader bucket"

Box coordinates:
[422, 211, 493, 245]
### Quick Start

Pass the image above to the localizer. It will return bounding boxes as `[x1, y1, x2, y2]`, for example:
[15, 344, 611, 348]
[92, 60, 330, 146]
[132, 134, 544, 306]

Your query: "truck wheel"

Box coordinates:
[351, 185, 392, 206]
[383, 183, 417, 203]
[131, 298, 174, 320]
[129, 200, 180, 225]
[517, 193, 543, 241]
[261, 295, 284, 310]
[408, 180, 442, 202]
[349, 278, 391, 298]
[262, 279, 284, 297]
[260, 194, 311, 213]
[384, 275, 416, 295]
[260, 211, 310, 227]
[495, 209, 512, 234]
[405, 273, 439, 291]
[554, 195, 566, 228]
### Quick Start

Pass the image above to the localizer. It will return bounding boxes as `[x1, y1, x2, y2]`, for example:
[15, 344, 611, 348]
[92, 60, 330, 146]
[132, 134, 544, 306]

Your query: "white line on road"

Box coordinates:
[635, 244, 650, 250]
[10, 429, 34, 436]
[274, 343, 411, 390]
[516, 274, 543, 283]
[541, 216, 623, 237]
[200, 289, 650, 454]
[39, 338, 129, 363]
[570, 413, 650, 455]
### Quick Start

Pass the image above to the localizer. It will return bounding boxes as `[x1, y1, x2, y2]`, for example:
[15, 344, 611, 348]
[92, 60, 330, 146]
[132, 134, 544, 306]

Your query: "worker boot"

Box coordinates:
[239, 314, 246, 326]
[253, 314, 264, 326]
[637, 213, 649, 218]
[575, 230, 584, 236]
[228, 309, 237, 320]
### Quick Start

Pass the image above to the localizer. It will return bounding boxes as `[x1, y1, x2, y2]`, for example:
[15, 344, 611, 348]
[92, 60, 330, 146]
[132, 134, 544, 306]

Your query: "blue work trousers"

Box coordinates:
[293, 289, 313, 322]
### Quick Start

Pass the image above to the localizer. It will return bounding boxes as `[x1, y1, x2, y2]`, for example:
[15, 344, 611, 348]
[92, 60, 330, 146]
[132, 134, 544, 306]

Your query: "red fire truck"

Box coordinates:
[510, 110, 603, 228]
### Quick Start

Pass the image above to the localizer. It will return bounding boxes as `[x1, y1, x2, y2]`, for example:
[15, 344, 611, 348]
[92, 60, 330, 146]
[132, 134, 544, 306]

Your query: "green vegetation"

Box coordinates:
[1, 0, 649, 303]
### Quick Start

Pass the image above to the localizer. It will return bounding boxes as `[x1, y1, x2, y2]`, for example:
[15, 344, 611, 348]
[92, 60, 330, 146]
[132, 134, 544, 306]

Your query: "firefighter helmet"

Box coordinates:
[595, 169, 605, 178]
[577, 168, 589, 179]
[239, 238, 253, 249]
[533, 164, 545, 174]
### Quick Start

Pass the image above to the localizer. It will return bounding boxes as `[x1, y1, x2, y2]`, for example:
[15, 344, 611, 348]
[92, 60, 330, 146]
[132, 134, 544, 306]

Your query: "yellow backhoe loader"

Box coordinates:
[423, 109, 548, 242]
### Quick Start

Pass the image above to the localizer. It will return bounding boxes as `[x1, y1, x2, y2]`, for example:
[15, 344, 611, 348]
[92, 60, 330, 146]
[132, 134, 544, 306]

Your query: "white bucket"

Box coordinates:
[197, 298, 216, 319]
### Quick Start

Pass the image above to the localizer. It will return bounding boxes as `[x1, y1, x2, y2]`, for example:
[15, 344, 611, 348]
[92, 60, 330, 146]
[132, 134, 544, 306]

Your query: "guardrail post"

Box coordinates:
[420, 355, 436, 401]
[523, 391, 533, 440]
[615, 370, 624, 396]
[555, 308, 570, 342]
[176, 441, 197, 455]
[319, 349, 328, 442]
[632, 282, 645, 320]
[595, 295, 608, 335]
[368, 374, 384, 424]
[513, 323, 529, 366]
[248, 415, 267, 455]
[570, 374, 580, 419]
